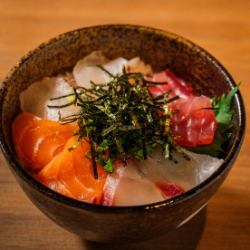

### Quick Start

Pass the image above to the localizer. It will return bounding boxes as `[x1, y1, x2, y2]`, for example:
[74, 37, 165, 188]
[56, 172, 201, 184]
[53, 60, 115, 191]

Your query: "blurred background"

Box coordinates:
[0, 1, 249, 249]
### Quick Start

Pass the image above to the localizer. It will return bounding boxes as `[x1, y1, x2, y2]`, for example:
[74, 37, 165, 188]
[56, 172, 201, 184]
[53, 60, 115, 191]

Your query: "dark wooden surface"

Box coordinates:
[0, 1, 250, 249]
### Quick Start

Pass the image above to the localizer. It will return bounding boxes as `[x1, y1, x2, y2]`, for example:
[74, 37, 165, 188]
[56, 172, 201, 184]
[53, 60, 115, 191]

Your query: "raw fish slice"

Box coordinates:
[12, 113, 42, 168]
[148, 71, 216, 147]
[37, 136, 107, 204]
[169, 96, 217, 147]
[187, 151, 223, 182]
[20, 76, 80, 121]
[105, 58, 128, 76]
[12, 113, 124, 205]
[148, 70, 193, 98]
[121, 148, 223, 196]
[112, 148, 223, 205]
[12, 112, 78, 172]
[12, 113, 40, 147]
[113, 161, 165, 206]
[163, 70, 193, 98]
[73, 54, 128, 87]
[155, 182, 185, 199]
[129, 149, 200, 191]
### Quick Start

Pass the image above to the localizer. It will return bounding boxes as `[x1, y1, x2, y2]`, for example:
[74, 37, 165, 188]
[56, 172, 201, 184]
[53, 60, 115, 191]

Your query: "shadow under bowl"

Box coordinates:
[0, 24, 245, 243]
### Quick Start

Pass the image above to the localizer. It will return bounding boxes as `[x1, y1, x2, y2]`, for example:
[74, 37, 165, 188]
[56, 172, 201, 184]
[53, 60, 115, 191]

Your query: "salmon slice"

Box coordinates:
[12, 112, 78, 172]
[37, 136, 107, 204]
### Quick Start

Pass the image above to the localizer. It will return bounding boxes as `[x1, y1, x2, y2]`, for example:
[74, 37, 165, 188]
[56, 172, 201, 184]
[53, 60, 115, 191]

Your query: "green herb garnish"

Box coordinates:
[104, 158, 114, 173]
[212, 85, 239, 125]
[49, 66, 184, 178]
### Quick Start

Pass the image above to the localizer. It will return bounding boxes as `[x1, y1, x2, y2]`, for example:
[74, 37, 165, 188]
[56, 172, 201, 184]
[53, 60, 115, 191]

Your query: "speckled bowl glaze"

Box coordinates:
[0, 24, 245, 242]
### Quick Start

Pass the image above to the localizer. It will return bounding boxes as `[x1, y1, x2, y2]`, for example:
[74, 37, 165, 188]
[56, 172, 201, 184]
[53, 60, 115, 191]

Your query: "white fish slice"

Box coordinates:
[73, 52, 153, 87]
[130, 149, 223, 189]
[20, 76, 80, 121]
[113, 162, 165, 206]
[112, 149, 223, 206]
[127, 149, 199, 191]
[186, 151, 224, 183]
[73, 52, 128, 87]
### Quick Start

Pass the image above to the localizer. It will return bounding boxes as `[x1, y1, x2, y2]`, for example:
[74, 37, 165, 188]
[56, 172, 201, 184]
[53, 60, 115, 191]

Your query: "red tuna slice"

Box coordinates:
[147, 70, 193, 98]
[155, 182, 185, 198]
[169, 96, 217, 147]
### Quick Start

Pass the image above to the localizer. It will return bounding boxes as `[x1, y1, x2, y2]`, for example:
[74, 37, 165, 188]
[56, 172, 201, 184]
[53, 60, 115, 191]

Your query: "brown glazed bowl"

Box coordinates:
[0, 24, 245, 242]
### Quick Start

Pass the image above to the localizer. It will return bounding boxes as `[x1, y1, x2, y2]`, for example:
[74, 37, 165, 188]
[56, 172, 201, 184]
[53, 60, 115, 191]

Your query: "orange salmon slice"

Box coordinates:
[37, 136, 107, 203]
[12, 112, 78, 171]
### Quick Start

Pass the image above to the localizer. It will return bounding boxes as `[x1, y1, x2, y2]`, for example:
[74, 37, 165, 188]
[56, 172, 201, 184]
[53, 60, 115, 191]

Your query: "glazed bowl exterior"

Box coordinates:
[0, 24, 245, 242]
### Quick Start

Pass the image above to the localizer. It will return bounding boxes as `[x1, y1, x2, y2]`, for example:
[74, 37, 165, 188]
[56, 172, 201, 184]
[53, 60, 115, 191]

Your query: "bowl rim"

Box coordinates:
[0, 24, 246, 212]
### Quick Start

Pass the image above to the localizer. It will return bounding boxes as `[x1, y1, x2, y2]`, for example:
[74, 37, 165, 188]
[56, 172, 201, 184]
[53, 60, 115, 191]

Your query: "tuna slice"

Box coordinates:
[148, 69, 193, 98]
[169, 96, 217, 147]
[147, 69, 216, 147]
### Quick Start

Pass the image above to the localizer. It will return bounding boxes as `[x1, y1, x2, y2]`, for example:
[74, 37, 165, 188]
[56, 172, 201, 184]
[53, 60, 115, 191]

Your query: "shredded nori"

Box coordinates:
[49, 66, 187, 178]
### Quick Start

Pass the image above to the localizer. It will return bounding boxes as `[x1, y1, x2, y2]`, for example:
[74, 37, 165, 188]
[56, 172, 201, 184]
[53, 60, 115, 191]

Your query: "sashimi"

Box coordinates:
[148, 69, 193, 98]
[169, 96, 217, 147]
[113, 148, 223, 205]
[37, 136, 107, 204]
[73, 53, 152, 88]
[12, 112, 77, 172]
[147, 70, 216, 147]
[113, 162, 165, 206]
[155, 182, 185, 198]
[20, 76, 80, 121]
[73, 55, 128, 87]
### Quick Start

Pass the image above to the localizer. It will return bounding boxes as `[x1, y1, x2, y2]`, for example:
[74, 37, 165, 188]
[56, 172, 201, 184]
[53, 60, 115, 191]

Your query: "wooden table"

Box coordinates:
[0, 1, 249, 249]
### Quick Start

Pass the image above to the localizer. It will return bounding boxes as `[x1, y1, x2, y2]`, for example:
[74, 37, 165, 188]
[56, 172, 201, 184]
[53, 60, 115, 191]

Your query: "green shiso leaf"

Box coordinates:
[212, 84, 239, 125]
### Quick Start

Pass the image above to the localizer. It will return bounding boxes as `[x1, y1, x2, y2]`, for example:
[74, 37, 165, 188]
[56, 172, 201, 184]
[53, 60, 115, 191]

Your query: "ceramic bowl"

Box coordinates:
[0, 24, 245, 242]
